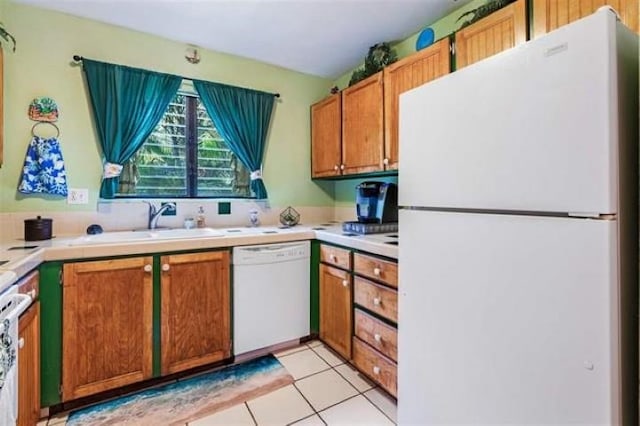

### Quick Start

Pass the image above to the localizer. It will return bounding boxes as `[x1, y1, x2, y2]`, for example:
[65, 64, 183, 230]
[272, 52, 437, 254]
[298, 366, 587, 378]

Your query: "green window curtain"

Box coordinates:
[82, 59, 182, 198]
[193, 80, 276, 199]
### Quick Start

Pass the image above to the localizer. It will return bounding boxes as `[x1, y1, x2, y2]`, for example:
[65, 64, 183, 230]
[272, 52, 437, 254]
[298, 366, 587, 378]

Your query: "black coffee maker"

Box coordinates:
[356, 181, 398, 223]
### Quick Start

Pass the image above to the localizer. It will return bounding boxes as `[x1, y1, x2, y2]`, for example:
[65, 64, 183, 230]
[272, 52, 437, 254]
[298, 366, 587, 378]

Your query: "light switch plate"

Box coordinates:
[67, 188, 89, 204]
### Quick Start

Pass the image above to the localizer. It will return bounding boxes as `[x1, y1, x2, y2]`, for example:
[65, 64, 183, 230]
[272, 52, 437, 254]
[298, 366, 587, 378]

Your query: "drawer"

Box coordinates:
[354, 309, 397, 362]
[320, 244, 351, 270]
[352, 337, 397, 397]
[354, 277, 397, 323]
[354, 253, 397, 288]
[17, 270, 39, 299]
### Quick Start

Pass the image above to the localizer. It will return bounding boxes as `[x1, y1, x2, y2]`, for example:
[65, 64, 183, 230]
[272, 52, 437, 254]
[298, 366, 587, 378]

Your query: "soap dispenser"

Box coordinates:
[196, 206, 206, 228]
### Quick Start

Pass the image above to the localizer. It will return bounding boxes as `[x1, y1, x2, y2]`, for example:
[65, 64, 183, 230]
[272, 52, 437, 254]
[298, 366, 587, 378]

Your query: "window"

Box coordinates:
[117, 92, 250, 198]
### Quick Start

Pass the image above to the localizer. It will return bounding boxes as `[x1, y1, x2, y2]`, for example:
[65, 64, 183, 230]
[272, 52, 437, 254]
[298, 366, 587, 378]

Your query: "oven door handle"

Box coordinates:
[0, 294, 32, 334]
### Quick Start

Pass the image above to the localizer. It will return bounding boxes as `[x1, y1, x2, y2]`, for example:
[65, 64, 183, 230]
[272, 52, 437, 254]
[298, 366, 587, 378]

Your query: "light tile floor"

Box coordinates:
[38, 341, 397, 426]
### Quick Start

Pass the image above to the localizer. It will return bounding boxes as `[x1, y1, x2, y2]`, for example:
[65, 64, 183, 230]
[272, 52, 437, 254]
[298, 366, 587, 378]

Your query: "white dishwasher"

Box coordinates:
[233, 241, 310, 355]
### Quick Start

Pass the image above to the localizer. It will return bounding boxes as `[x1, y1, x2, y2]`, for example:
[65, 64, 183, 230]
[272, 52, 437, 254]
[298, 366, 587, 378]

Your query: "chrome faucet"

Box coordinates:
[145, 201, 176, 229]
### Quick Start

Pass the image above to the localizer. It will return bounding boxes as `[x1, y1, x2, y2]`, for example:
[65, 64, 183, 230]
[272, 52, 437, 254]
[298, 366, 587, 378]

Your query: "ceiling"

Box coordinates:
[13, 0, 472, 78]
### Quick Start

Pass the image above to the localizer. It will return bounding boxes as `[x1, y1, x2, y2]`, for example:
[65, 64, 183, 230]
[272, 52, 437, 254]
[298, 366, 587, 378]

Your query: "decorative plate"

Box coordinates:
[416, 28, 435, 51]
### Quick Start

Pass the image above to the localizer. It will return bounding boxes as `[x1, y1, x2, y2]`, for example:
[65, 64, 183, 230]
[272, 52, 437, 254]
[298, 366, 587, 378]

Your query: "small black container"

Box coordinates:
[24, 216, 53, 241]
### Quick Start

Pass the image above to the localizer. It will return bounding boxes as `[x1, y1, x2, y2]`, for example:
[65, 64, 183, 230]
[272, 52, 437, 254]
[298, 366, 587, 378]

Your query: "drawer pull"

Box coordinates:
[162, 263, 170, 272]
[143, 264, 152, 273]
[18, 338, 25, 349]
[342, 280, 349, 287]
[372, 366, 381, 375]
[329, 254, 336, 262]
[374, 333, 382, 343]
[373, 267, 381, 276]
[27, 289, 36, 299]
[373, 297, 381, 306]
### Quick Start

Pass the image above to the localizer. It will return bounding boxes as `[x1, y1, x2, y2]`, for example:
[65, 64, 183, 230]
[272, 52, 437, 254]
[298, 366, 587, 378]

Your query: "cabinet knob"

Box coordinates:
[18, 338, 25, 349]
[373, 297, 381, 306]
[340, 164, 345, 170]
[374, 333, 382, 343]
[372, 366, 381, 375]
[383, 158, 389, 165]
[162, 264, 170, 272]
[334, 165, 339, 171]
[342, 280, 349, 287]
[27, 289, 36, 299]
[143, 264, 152, 273]
[329, 254, 336, 262]
[373, 267, 381, 276]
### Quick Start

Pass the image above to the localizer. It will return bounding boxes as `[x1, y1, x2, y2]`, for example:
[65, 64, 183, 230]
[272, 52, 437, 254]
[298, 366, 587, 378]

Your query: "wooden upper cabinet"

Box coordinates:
[62, 257, 153, 401]
[383, 38, 451, 170]
[533, 0, 639, 37]
[341, 72, 384, 175]
[455, 0, 527, 69]
[311, 94, 342, 178]
[160, 251, 231, 375]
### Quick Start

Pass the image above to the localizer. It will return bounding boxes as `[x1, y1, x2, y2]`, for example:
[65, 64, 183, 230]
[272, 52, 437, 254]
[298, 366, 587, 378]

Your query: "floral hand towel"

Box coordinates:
[18, 136, 69, 196]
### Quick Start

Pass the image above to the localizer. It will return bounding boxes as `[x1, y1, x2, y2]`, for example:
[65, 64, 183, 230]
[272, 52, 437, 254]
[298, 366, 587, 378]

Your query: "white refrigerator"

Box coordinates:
[398, 8, 638, 425]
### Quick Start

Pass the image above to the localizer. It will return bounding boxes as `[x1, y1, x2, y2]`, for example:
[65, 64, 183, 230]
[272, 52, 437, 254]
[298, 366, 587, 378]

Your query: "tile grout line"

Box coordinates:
[309, 342, 397, 424]
[361, 390, 397, 425]
[244, 401, 258, 426]
[290, 382, 327, 426]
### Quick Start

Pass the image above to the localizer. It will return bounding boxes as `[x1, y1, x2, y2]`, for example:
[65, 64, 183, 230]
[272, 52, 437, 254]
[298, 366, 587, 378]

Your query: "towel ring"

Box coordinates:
[31, 122, 60, 139]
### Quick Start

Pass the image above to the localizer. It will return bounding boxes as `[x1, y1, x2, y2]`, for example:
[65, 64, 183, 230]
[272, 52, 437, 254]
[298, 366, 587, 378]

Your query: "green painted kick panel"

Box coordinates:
[39, 262, 63, 407]
[310, 241, 320, 333]
[152, 255, 162, 377]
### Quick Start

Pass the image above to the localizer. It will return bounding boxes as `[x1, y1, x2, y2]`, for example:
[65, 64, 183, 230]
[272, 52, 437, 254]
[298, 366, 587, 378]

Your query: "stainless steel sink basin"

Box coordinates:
[69, 228, 224, 245]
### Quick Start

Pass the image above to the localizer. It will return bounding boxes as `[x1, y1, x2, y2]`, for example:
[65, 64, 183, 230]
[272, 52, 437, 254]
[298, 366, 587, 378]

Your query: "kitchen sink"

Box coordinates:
[69, 228, 224, 245]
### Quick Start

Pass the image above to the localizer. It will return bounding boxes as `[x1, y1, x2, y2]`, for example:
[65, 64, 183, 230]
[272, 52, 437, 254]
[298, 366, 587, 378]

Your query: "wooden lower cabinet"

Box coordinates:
[352, 337, 397, 397]
[18, 302, 40, 426]
[319, 264, 352, 359]
[62, 257, 153, 401]
[160, 251, 231, 375]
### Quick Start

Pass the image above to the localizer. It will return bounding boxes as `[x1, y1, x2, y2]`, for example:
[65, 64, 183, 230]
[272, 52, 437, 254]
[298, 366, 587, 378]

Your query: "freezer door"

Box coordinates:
[398, 209, 620, 424]
[399, 10, 621, 214]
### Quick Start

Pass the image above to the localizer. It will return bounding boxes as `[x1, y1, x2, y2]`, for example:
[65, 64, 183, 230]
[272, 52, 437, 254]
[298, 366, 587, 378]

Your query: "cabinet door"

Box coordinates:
[319, 264, 352, 359]
[311, 94, 342, 177]
[342, 72, 384, 175]
[455, 0, 527, 69]
[18, 302, 40, 426]
[383, 38, 451, 170]
[62, 257, 153, 401]
[533, 0, 638, 37]
[160, 251, 231, 375]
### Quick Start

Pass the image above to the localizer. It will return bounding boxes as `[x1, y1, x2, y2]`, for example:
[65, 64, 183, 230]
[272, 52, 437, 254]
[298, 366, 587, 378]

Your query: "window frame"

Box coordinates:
[115, 89, 253, 200]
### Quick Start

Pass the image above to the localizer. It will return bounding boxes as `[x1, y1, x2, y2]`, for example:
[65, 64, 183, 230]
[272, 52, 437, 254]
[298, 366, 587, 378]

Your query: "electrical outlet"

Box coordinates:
[161, 202, 177, 216]
[67, 188, 89, 204]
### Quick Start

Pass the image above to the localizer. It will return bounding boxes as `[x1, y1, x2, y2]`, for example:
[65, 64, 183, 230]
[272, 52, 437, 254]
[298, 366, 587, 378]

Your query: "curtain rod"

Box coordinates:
[72, 55, 281, 98]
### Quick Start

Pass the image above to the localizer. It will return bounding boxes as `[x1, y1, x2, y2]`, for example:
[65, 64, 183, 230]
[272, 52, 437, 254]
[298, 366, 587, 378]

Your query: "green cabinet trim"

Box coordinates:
[152, 255, 162, 377]
[39, 262, 63, 407]
[310, 241, 320, 334]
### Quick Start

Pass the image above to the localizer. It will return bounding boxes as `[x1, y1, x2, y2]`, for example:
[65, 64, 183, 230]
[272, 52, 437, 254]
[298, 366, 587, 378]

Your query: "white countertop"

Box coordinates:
[0, 223, 398, 293]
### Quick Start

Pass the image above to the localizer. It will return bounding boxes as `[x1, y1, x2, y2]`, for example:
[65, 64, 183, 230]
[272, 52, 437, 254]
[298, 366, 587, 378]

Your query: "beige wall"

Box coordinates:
[0, 1, 335, 213]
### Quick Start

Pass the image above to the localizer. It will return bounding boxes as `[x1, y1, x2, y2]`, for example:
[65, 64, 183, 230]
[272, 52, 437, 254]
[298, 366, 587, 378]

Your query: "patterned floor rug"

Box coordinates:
[66, 355, 293, 426]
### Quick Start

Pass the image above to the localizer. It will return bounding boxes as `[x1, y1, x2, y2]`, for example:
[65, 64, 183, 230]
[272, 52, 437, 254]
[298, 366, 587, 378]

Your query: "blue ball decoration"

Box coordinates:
[416, 28, 435, 51]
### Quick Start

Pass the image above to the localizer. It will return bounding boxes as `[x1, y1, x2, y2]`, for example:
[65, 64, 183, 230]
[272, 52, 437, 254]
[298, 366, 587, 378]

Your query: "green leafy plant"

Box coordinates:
[349, 42, 397, 86]
[0, 22, 16, 52]
[456, 0, 517, 29]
